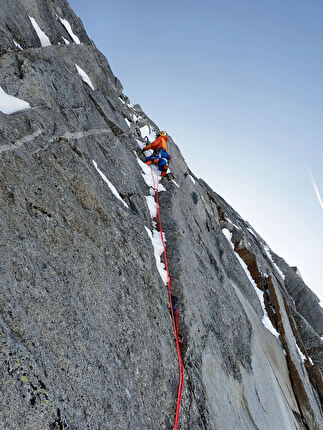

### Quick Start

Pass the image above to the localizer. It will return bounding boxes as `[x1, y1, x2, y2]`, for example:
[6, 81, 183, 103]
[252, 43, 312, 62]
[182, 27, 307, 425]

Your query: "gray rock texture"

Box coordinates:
[0, 1, 322, 429]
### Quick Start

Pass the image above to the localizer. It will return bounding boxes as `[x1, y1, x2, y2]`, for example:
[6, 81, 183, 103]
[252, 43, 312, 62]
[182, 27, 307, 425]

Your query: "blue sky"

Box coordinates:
[69, 0, 322, 301]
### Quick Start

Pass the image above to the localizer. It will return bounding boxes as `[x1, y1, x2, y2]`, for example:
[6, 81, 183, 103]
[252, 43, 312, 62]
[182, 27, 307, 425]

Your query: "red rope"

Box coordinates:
[150, 165, 184, 429]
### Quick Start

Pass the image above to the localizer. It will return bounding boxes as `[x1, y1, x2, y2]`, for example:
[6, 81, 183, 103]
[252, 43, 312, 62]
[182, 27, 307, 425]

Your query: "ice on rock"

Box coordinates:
[189, 174, 196, 185]
[263, 245, 285, 280]
[29, 16, 51, 47]
[296, 343, 306, 363]
[62, 37, 70, 45]
[140, 125, 156, 141]
[60, 18, 81, 44]
[13, 40, 23, 50]
[145, 227, 168, 284]
[222, 228, 280, 338]
[124, 117, 131, 128]
[75, 64, 95, 90]
[145, 196, 157, 219]
[92, 160, 129, 208]
[134, 152, 165, 191]
[0, 86, 30, 115]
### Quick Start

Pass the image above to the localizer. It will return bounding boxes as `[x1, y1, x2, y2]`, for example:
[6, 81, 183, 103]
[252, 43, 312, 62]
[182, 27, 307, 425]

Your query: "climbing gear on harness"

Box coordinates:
[149, 166, 184, 430]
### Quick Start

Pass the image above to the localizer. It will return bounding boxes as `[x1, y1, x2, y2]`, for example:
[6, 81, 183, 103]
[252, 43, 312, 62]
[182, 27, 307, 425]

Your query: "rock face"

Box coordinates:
[0, 1, 322, 429]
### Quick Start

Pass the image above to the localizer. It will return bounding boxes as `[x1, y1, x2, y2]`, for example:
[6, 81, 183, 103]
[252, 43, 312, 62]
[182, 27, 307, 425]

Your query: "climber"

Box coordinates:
[142, 131, 171, 177]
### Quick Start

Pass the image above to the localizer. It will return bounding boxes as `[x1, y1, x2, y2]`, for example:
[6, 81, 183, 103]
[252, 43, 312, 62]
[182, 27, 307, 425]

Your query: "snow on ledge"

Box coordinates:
[92, 160, 129, 208]
[62, 36, 70, 45]
[145, 226, 168, 284]
[0, 86, 30, 115]
[29, 16, 51, 47]
[145, 196, 157, 219]
[189, 174, 196, 185]
[75, 64, 95, 90]
[124, 117, 131, 128]
[13, 40, 23, 50]
[59, 18, 81, 44]
[222, 228, 280, 338]
[264, 245, 285, 280]
[134, 152, 166, 192]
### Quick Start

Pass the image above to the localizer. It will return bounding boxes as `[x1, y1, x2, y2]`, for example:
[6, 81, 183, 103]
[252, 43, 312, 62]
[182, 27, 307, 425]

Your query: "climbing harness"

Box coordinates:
[149, 165, 184, 430]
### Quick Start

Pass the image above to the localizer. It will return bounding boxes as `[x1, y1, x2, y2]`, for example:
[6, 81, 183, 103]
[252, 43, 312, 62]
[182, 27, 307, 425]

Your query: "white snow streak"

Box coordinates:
[296, 343, 306, 363]
[227, 218, 241, 230]
[92, 160, 129, 208]
[0, 86, 30, 115]
[29, 16, 51, 47]
[172, 179, 180, 188]
[13, 40, 23, 50]
[135, 139, 144, 149]
[189, 174, 196, 185]
[124, 117, 131, 128]
[140, 125, 150, 138]
[222, 228, 280, 338]
[59, 18, 81, 44]
[140, 125, 156, 141]
[75, 64, 94, 90]
[145, 196, 157, 219]
[62, 36, 70, 45]
[263, 245, 285, 280]
[307, 167, 323, 210]
[247, 227, 257, 238]
[145, 226, 168, 284]
[134, 152, 166, 191]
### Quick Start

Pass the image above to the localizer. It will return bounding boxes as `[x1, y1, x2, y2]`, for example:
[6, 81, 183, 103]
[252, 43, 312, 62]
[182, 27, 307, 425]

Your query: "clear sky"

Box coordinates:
[69, 0, 323, 301]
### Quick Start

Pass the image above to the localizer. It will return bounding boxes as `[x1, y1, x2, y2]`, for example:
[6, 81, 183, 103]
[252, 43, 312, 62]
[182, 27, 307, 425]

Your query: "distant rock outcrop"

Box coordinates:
[0, 1, 322, 429]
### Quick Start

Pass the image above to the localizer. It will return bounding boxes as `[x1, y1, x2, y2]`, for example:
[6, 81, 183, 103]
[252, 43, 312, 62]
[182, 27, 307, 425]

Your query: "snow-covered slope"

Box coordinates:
[0, 1, 322, 429]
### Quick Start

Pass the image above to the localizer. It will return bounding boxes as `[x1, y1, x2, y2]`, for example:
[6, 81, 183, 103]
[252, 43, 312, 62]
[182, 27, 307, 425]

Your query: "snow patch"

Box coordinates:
[247, 227, 257, 238]
[189, 175, 196, 185]
[62, 36, 70, 45]
[171, 179, 180, 188]
[75, 64, 94, 90]
[222, 228, 280, 338]
[135, 139, 144, 149]
[92, 160, 129, 208]
[29, 16, 51, 47]
[227, 218, 241, 230]
[124, 117, 131, 128]
[264, 245, 285, 280]
[145, 227, 168, 284]
[13, 40, 23, 50]
[296, 343, 306, 363]
[145, 196, 157, 219]
[140, 125, 156, 141]
[59, 18, 81, 44]
[134, 152, 166, 191]
[0, 86, 30, 115]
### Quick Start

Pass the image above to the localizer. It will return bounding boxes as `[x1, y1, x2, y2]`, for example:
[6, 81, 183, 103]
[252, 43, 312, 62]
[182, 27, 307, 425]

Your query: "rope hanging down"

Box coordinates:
[150, 166, 184, 430]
